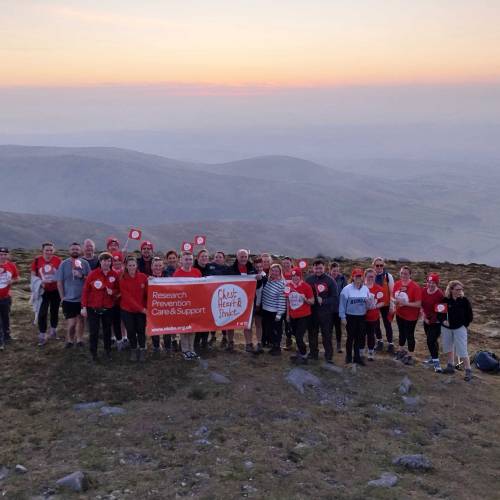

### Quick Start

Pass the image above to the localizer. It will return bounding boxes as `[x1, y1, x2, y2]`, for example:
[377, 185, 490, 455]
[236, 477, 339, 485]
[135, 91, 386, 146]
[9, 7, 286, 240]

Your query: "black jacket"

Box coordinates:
[306, 273, 339, 314]
[439, 296, 473, 329]
[230, 260, 256, 276]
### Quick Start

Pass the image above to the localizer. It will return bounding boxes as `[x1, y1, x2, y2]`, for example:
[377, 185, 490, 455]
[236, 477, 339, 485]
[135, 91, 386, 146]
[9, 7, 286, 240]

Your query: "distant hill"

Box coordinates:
[1, 145, 499, 264]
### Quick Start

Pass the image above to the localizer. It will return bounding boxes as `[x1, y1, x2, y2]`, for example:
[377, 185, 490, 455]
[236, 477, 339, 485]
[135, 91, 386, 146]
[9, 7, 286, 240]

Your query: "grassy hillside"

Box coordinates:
[1, 251, 500, 498]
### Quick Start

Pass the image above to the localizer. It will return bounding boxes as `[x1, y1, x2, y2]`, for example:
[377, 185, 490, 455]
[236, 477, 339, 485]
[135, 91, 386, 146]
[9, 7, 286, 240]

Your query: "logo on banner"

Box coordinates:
[129, 228, 142, 240]
[182, 242, 194, 253]
[211, 284, 248, 327]
[194, 235, 206, 246]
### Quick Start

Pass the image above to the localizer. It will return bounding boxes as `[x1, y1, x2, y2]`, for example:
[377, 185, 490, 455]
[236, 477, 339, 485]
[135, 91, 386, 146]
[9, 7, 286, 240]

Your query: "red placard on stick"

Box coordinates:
[129, 228, 142, 240]
[298, 260, 308, 270]
[181, 241, 194, 253]
[194, 235, 206, 246]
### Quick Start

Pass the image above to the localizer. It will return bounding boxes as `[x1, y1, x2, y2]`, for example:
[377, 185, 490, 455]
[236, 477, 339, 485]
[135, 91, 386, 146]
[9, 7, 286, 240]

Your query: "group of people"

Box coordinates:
[0, 238, 474, 381]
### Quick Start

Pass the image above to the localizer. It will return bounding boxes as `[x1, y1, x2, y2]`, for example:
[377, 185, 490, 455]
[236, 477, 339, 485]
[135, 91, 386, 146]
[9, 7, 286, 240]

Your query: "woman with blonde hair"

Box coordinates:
[438, 280, 473, 381]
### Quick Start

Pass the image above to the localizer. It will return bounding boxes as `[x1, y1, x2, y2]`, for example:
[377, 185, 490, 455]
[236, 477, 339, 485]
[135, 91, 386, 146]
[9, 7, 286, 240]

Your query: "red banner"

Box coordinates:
[147, 276, 257, 335]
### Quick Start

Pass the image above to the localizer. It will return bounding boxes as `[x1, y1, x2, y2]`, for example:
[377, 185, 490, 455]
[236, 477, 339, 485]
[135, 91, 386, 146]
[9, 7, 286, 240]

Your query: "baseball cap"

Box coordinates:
[106, 236, 120, 247]
[141, 240, 153, 250]
[351, 267, 364, 278]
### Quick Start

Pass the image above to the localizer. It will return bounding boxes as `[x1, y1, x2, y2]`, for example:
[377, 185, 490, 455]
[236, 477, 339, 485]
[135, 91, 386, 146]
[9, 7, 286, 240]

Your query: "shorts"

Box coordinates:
[441, 325, 468, 358]
[62, 300, 82, 319]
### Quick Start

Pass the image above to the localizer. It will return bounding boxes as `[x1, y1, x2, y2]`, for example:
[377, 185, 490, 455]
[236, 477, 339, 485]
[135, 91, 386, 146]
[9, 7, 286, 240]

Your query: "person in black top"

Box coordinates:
[137, 241, 154, 276]
[438, 280, 474, 381]
[82, 239, 99, 270]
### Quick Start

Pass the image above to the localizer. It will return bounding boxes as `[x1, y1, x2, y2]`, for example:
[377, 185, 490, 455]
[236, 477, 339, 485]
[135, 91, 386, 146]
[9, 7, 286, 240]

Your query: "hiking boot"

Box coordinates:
[337, 342, 343, 354]
[245, 343, 254, 353]
[38, 333, 46, 347]
[375, 340, 384, 352]
[254, 343, 264, 354]
[138, 349, 146, 362]
[387, 343, 395, 354]
[225, 341, 235, 353]
[433, 360, 443, 373]
[442, 364, 455, 374]
[464, 369, 473, 382]
[284, 338, 293, 351]
[403, 355, 415, 366]
[130, 349, 138, 362]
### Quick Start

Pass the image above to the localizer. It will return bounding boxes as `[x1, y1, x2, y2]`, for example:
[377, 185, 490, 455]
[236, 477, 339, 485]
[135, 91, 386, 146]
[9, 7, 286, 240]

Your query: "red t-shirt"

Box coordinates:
[118, 272, 148, 313]
[421, 286, 444, 324]
[82, 268, 120, 309]
[31, 255, 62, 292]
[283, 271, 293, 280]
[366, 284, 385, 322]
[173, 268, 202, 278]
[238, 264, 248, 275]
[393, 280, 422, 321]
[287, 281, 314, 319]
[0, 261, 19, 299]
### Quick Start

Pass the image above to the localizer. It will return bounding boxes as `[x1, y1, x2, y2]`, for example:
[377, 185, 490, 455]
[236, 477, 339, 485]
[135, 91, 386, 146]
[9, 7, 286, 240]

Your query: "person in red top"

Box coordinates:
[173, 252, 202, 360]
[106, 236, 120, 254]
[110, 251, 128, 349]
[281, 256, 294, 350]
[81, 252, 119, 361]
[421, 272, 445, 373]
[363, 268, 385, 361]
[0, 247, 19, 348]
[393, 266, 422, 365]
[119, 256, 148, 362]
[287, 267, 314, 364]
[30, 242, 62, 345]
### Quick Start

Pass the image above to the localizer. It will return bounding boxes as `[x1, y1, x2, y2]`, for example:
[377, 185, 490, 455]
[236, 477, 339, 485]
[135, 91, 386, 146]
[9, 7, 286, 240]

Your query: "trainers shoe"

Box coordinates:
[423, 357, 434, 365]
[442, 364, 455, 374]
[290, 354, 307, 364]
[245, 343, 254, 353]
[49, 328, 58, 340]
[138, 349, 146, 362]
[116, 339, 124, 351]
[433, 360, 443, 373]
[402, 355, 415, 366]
[368, 352, 374, 361]
[375, 340, 384, 352]
[387, 343, 395, 354]
[455, 361, 464, 371]
[121, 338, 130, 349]
[38, 333, 46, 347]
[464, 369, 473, 382]
[395, 350, 407, 360]
[0, 344, 4, 351]
[182, 351, 192, 360]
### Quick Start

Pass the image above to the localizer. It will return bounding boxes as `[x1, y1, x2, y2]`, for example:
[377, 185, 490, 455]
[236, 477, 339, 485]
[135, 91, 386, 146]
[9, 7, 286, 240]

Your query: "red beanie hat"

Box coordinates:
[427, 273, 440, 284]
[291, 267, 303, 278]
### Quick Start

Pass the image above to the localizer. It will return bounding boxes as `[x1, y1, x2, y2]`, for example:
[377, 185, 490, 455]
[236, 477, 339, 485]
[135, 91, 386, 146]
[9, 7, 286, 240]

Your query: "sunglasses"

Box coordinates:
[375, 264, 384, 268]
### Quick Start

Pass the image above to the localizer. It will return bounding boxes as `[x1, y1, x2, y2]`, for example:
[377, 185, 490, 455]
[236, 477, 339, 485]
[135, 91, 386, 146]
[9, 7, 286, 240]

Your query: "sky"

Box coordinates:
[1, 1, 499, 162]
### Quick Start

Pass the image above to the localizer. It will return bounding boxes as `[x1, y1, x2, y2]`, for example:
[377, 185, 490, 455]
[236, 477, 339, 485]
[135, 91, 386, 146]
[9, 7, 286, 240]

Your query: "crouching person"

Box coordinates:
[439, 280, 474, 381]
[81, 252, 119, 362]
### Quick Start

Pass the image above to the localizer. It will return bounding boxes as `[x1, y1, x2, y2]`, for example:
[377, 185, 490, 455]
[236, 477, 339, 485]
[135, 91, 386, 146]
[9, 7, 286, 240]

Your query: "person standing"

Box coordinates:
[306, 259, 338, 363]
[372, 257, 395, 353]
[110, 251, 128, 350]
[339, 268, 370, 365]
[173, 252, 202, 360]
[82, 239, 99, 270]
[81, 252, 119, 361]
[119, 256, 148, 362]
[287, 267, 314, 364]
[439, 280, 474, 381]
[56, 242, 91, 348]
[363, 268, 385, 361]
[281, 257, 294, 350]
[393, 266, 422, 365]
[164, 250, 179, 277]
[137, 240, 154, 276]
[261, 264, 287, 355]
[329, 262, 348, 353]
[208, 251, 230, 347]
[421, 273, 444, 373]
[31, 242, 62, 346]
[0, 247, 19, 349]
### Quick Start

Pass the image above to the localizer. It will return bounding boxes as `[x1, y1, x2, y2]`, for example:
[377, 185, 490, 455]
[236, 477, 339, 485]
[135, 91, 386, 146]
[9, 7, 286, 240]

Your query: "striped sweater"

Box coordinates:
[261, 279, 287, 315]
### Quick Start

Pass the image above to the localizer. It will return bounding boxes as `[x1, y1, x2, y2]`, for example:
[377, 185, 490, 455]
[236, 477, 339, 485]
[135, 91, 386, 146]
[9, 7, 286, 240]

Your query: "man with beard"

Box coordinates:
[138, 240, 154, 276]
[56, 242, 91, 348]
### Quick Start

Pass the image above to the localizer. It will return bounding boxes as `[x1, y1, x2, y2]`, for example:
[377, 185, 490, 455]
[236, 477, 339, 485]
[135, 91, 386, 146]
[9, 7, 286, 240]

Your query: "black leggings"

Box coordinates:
[262, 310, 283, 348]
[396, 316, 418, 352]
[309, 313, 333, 360]
[345, 314, 365, 362]
[363, 320, 378, 351]
[38, 289, 61, 333]
[375, 305, 393, 343]
[423, 322, 441, 359]
[331, 312, 342, 344]
[152, 334, 172, 349]
[111, 306, 123, 340]
[0, 297, 12, 340]
[121, 310, 146, 349]
[290, 316, 309, 356]
[88, 308, 113, 355]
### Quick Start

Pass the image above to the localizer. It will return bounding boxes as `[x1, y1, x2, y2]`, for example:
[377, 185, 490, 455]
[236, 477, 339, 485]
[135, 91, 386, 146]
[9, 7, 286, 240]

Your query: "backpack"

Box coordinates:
[473, 351, 500, 373]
